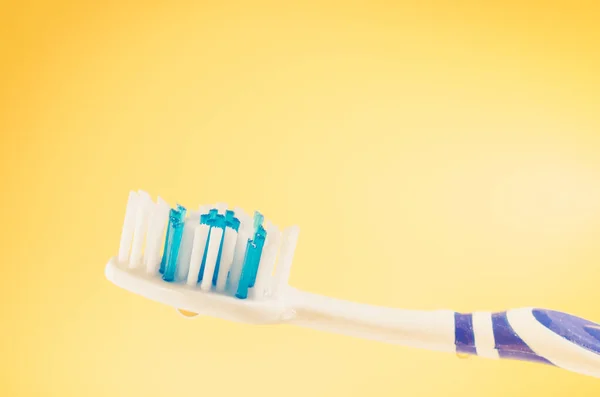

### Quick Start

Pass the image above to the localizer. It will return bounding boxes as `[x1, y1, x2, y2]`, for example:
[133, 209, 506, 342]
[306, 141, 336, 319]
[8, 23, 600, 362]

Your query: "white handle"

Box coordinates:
[286, 289, 456, 353]
[285, 289, 600, 378]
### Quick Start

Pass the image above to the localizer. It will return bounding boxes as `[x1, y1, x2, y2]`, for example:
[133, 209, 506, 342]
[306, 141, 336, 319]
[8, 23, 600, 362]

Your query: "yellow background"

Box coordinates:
[2, 1, 600, 396]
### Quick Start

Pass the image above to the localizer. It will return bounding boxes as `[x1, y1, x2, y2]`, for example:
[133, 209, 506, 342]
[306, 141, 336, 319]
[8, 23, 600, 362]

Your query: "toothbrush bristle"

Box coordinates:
[272, 226, 300, 297]
[175, 214, 199, 281]
[129, 191, 153, 268]
[116, 191, 299, 300]
[216, 227, 238, 292]
[200, 227, 223, 291]
[186, 224, 210, 286]
[144, 197, 170, 274]
[118, 191, 139, 263]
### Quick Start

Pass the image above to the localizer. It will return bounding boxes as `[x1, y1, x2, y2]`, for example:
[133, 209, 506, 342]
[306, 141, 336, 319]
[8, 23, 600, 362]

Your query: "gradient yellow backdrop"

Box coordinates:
[2, 1, 600, 396]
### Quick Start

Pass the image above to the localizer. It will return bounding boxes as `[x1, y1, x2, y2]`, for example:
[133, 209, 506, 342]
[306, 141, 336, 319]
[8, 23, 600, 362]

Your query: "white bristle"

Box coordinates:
[264, 220, 274, 232]
[118, 191, 139, 263]
[200, 227, 223, 291]
[198, 205, 210, 215]
[244, 213, 254, 229]
[186, 224, 210, 286]
[129, 191, 153, 268]
[176, 213, 199, 281]
[233, 206, 246, 218]
[253, 233, 280, 300]
[233, 206, 252, 230]
[272, 226, 299, 297]
[264, 221, 281, 245]
[144, 197, 170, 274]
[228, 228, 251, 293]
[215, 227, 238, 292]
[215, 202, 227, 214]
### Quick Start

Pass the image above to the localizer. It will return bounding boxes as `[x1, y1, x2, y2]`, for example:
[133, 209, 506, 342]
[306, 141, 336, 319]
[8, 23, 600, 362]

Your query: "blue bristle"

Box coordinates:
[157, 203, 254, 299]
[235, 212, 267, 299]
[198, 227, 212, 282]
[197, 207, 240, 285]
[212, 213, 226, 286]
[225, 210, 240, 232]
[160, 204, 185, 274]
[162, 205, 187, 282]
[248, 226, 266, 288]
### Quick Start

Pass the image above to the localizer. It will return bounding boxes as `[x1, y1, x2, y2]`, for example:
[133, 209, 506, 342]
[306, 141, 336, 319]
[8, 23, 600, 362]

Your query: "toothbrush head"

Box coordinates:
[105, 190, 300, 324]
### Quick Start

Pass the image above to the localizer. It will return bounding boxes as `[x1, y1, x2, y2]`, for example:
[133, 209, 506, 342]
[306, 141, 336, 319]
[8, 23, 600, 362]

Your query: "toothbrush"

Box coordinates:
[106, 190, 600, 379]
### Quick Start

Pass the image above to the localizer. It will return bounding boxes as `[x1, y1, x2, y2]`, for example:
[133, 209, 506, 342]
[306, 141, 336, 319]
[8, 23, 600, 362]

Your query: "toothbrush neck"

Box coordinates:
[285, 289, 457, 353]
[283, 290, 600, 378]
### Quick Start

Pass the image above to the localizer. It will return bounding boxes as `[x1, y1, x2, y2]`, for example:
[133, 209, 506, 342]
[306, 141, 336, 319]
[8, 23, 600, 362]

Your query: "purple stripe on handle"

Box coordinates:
[492, 312, 552, 365]
[454, 313, 477, 355]
[533, 309, 600, 355]
[586, 326, 600, 341]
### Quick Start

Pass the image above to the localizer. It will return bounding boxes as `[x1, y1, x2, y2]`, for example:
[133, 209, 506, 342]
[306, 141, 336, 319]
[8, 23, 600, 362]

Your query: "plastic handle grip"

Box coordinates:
[455, 308, 600, 377]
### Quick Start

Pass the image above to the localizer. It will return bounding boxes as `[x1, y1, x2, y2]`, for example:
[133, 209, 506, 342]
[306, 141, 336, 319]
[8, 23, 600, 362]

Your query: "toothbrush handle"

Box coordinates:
[456, 308, 600, 377]
[287, 290, 600, 378]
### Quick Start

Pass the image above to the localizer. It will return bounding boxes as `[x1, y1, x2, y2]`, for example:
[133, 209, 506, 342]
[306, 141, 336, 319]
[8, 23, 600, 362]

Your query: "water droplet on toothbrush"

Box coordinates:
[178, 309, 199, 317]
